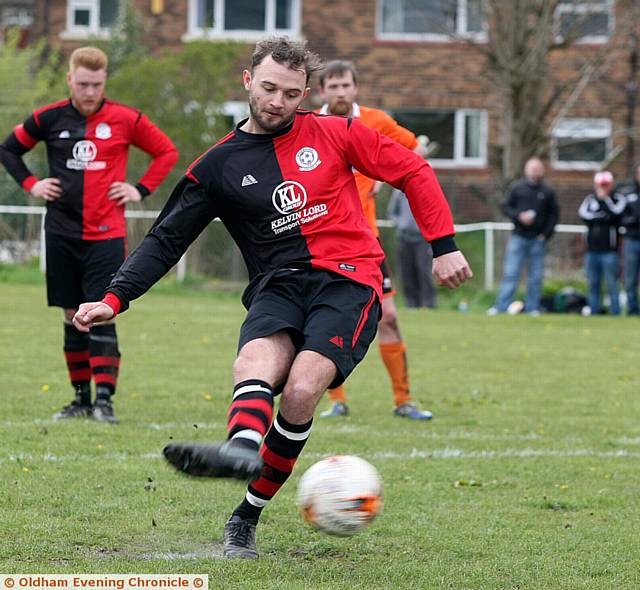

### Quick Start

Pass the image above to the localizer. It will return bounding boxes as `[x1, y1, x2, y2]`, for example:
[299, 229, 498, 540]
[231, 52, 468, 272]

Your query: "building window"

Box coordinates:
[392, 109, 488, 167]
[551, 118, 611, 170]
[377, 0, 486, 41]
[220, 101, 249, 127]
[1, 6, 34, 27]
[556, 1, 613, 43]
[65, 0, 120, 37]
[186, 0, 300, 40]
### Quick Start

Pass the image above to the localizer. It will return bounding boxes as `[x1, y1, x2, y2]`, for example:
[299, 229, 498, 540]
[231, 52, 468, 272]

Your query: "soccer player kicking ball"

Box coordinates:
[0, 47, 178, 424]
[73, 37, 472, 558]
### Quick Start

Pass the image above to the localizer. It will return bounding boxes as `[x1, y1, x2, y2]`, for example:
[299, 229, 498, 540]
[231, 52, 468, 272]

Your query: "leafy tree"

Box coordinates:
[106, 41, 241, 170]
[93, 0, 149, 74]
[104, 41, 242, 273]
[0, 30, 65, 206]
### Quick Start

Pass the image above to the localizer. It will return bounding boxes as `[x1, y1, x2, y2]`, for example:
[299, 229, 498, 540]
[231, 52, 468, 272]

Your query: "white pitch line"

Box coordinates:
[0, 420, 226, 430]
[2, 447, 640, 465]
[0, 420, 592, 443]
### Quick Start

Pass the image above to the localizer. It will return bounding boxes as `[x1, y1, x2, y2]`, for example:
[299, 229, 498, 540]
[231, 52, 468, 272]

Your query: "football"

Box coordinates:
[297, 455, 383, 536]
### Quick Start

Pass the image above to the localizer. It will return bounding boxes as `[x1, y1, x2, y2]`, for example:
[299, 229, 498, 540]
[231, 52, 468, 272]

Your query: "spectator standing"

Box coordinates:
[488, 158, 559, 315]
[578, 171, 626, 316]
[387, 188, 437, 308]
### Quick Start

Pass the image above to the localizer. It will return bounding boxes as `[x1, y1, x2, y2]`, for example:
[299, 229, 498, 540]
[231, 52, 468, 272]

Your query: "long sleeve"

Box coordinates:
[130, 113, 179, 196]
[106, 176, 218, 310]
[344, 118, 456, 256]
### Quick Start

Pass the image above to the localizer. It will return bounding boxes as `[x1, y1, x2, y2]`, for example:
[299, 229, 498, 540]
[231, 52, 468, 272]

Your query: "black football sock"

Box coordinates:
[63, 323, 91, 405]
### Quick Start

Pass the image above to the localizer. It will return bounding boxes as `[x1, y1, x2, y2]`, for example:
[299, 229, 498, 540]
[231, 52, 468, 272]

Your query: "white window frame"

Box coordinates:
[431, 109, 488, 168]
[1, 6, 34, 27]
[376, 0, 487, 43]
[551, 118, 611, 170]
[555, 0, 614, 44]
[220, 101, 249, 126]
[184, 0, 301, 42]
[62, 0, 120, 40]
[391, 108, 487, 168]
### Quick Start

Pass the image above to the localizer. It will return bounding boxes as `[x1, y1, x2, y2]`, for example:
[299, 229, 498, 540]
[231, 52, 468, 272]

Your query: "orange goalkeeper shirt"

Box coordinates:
[320, 102, 418, 236]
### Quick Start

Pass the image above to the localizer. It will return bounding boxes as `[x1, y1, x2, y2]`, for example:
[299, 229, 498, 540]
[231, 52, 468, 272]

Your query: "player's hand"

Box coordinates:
[108, 181, 142, 206]
[73, 302, 115, 332]
[433, 251, 473, 289]
[31, 178, 62, 201]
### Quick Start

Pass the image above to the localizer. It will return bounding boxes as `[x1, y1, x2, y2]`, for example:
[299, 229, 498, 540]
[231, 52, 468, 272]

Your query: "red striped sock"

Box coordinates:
[89, 324, 120, 398]
[235, 412, 312, 520]
[64, 323, 90, 404]
[227, 379, 274, 450]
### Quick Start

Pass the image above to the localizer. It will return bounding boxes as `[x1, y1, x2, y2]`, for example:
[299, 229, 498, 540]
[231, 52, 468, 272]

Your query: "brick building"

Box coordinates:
[24, 1, 640, 222]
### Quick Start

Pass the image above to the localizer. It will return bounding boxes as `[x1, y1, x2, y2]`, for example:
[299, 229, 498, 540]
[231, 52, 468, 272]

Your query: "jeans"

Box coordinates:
[495, 234, 546, 313]
[585, 251, 620, 315]
[624, 238, 640, 315]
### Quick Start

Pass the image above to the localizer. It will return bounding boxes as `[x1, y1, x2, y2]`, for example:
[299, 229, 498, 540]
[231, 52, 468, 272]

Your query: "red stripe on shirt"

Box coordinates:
[14, 124, 37, 149]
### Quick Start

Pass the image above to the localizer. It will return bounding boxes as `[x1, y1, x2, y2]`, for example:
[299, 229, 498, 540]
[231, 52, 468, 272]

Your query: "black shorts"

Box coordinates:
[238, 269, 381, 388]
[45, 232, 126, 309]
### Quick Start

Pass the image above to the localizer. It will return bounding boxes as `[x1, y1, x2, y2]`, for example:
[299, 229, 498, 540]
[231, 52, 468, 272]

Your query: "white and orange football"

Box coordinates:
[297, 455, 382, 536]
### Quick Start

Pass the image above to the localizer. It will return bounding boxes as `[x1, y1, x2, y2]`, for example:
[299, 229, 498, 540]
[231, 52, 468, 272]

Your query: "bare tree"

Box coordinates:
[472, 0, 633, 191]
[623, 3, 640, 175]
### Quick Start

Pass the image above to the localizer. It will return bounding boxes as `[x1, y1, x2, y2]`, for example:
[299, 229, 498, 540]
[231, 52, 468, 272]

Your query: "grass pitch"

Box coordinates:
[1, 281, 639, 589]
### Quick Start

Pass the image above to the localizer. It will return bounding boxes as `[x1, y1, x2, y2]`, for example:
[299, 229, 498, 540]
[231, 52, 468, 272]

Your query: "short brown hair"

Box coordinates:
[69, 47, 108, 72]
[318, 60, 358, 88]
[251, 36, 322, 84]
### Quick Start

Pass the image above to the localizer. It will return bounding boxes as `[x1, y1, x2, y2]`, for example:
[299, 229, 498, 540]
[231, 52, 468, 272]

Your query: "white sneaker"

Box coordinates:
[486, 307, 499, 316]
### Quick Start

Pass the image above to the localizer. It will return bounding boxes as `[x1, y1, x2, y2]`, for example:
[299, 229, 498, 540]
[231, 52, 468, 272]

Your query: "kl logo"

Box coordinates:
[72, 140, 97, 162]
[272, 180, 307, 215]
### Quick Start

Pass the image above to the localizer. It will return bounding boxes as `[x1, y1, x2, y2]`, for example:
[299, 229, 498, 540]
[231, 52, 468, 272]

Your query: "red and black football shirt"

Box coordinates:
[105, 110, 457, 311]
[0, 98, 178, 240]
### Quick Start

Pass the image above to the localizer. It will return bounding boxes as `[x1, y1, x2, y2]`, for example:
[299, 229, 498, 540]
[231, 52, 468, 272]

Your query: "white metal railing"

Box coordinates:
[377, 218, 586, 290]
[1, 205, 587, 290]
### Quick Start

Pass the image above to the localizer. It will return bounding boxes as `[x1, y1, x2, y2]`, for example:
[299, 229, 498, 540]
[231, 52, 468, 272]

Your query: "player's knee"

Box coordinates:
[233, 352, 255, 381]
[281, 380, 317, 417]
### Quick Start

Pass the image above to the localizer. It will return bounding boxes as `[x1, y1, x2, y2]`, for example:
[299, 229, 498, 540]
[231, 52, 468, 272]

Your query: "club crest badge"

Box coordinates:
[296, 147, 321, 172]
[95, 123, 112, 140]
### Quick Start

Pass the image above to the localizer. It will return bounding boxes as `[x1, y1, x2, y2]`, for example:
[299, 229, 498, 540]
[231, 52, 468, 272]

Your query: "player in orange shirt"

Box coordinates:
[318, 60, 433, 420]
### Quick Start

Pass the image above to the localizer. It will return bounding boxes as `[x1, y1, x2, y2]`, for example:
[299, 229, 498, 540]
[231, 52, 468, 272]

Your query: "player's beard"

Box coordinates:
[248, 94, 294, 133]
[327, 99, 351, 116]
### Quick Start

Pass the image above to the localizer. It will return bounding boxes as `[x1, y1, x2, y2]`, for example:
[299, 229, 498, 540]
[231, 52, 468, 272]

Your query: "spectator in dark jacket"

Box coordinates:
[578, 171, 626, 316]
[618, 164, 640, 315]
[489, 157, 559, 315]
